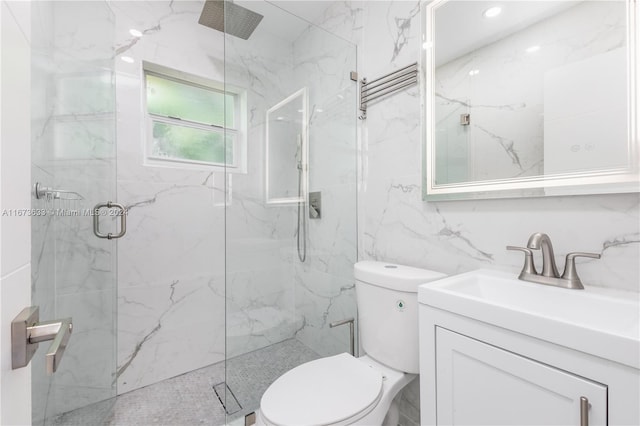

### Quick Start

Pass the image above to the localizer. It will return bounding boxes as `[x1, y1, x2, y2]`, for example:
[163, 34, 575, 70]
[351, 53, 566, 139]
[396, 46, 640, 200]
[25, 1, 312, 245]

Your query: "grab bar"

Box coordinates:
[330, 317, 356, 357]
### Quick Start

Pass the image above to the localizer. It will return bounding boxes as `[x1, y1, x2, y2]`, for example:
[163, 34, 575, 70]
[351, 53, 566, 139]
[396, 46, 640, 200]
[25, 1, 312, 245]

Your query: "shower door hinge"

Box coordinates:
[245, 412, 256, 426]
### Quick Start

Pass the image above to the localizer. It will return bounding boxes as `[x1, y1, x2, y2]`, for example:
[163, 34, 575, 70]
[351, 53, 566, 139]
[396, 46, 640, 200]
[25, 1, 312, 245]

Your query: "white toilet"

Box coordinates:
[256, 261, 446, 426]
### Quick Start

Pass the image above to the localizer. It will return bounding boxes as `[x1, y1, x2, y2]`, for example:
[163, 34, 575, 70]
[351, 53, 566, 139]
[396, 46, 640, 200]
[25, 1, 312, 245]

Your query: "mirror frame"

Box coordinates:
[265, 87, 308, 204]
[422, 0, 640, 200]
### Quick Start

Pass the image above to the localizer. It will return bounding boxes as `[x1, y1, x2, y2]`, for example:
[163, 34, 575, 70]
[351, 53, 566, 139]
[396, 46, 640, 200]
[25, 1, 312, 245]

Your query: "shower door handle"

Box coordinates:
[93, 201, 127, 239]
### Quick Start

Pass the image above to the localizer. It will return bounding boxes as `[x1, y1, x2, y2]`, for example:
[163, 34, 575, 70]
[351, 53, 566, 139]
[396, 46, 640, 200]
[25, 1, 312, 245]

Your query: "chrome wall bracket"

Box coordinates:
[359, 62, 418, 120]
[11, 306, 73, 375]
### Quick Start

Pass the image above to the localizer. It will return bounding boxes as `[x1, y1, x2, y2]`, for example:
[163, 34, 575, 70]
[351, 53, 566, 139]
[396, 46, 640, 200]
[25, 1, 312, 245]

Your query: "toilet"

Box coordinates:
[256, 261, 446, 426]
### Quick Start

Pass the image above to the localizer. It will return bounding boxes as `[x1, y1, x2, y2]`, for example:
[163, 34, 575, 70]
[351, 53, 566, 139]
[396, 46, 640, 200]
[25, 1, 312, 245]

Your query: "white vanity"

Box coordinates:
[418, 269, 640, 425]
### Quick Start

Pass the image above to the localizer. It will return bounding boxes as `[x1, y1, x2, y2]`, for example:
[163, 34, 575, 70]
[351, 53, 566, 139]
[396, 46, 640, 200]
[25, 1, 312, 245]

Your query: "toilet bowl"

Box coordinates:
[256, 353, 415, 426]
[255, 261, 446, 426]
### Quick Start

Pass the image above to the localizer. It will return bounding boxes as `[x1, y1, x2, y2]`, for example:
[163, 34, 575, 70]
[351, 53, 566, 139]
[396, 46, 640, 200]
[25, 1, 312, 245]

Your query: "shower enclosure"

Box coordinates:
[28, 1, 357, 424]
[223, 2, 358, 420]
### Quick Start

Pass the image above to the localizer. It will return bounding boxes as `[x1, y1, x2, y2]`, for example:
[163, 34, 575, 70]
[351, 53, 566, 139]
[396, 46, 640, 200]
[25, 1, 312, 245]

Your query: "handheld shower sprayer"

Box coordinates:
[296, 134, 307, 262]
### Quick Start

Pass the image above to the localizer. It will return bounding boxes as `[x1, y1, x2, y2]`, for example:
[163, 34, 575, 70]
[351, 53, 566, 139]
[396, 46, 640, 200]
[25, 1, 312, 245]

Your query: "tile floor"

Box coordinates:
[52, 339, 320, 426]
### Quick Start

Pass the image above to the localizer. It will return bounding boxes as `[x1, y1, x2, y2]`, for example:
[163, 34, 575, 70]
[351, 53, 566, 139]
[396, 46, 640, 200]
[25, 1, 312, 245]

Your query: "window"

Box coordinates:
[143, 63, 246, 171]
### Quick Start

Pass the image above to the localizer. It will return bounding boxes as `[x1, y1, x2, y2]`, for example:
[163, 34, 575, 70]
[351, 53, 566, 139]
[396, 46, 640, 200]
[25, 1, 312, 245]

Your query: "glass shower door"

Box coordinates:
[224, 1, 359, 422]
[30, 1, 118, 424]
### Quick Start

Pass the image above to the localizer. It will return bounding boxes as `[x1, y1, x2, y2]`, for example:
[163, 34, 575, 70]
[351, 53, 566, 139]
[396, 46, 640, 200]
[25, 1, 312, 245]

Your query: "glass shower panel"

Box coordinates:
[224, 1, 358, 422]
[110, 0, 226, 422]
[30, 1, 118, 424]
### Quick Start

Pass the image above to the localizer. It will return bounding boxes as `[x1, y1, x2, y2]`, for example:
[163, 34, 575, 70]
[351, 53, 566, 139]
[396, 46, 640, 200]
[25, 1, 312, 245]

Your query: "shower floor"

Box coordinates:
[52, 339, 320, 426]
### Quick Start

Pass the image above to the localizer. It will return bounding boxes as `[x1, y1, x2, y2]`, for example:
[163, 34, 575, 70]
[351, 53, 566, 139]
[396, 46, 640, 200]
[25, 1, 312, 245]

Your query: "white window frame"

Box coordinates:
[142, 61, 247, 173]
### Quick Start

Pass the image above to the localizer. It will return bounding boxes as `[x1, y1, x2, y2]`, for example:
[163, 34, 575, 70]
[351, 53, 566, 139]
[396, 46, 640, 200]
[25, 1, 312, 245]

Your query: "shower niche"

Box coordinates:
[265, 88, 308, 204]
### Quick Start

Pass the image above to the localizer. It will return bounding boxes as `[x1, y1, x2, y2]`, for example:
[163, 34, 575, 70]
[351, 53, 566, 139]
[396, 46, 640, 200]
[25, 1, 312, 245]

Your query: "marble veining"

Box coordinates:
[390, 2, 420, 62]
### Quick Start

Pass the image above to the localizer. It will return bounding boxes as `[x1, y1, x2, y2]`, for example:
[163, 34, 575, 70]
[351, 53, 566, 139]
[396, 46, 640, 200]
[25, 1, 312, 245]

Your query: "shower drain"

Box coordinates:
[213, 382, 242, 415]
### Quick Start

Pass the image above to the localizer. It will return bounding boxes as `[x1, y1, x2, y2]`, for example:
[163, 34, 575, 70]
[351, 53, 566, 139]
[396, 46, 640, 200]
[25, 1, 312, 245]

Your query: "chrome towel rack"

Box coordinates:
[359, 62, 418, 119]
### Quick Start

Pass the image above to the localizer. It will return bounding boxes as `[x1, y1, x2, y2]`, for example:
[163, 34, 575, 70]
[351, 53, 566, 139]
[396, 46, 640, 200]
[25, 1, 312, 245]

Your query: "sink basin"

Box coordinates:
[418, 269, 640, 369]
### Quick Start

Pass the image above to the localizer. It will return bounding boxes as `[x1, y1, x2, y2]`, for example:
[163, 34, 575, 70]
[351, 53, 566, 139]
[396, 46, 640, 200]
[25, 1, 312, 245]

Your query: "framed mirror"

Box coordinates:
[423, 0, 639, 200]
[265, 88, 308, 204]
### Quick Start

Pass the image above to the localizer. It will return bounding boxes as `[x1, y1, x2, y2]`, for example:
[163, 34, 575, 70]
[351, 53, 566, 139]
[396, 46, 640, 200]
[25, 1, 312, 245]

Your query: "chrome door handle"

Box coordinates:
[11, 306, 73, 375]
[93, 201, 127, 239]
[580, 396, 589, 426]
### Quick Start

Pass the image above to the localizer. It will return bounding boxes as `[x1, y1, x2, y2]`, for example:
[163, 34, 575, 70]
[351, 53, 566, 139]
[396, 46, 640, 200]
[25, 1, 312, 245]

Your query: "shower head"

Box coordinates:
[198, 1, 264, 40]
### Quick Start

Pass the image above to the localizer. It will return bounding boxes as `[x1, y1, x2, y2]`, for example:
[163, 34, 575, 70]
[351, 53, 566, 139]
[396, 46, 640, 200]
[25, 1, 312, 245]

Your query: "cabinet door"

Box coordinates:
[436, 328, 607, 425]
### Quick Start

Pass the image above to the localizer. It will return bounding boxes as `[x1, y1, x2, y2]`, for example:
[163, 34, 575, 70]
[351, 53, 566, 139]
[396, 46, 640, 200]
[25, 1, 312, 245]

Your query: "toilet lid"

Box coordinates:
[260, 353, 383, 426]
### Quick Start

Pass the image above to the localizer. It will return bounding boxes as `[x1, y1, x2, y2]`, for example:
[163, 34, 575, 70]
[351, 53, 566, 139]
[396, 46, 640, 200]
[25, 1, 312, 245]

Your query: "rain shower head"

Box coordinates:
[198, 1, 264, 40]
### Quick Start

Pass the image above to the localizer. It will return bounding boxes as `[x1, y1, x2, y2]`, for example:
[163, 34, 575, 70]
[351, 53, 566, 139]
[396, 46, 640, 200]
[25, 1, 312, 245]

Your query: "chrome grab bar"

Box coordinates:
[11, 306, 73, 375]
[330, 317, 355, 357]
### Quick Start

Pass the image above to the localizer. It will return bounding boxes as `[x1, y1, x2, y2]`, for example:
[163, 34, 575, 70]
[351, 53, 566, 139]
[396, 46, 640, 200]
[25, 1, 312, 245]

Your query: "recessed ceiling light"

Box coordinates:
[129, 28, 143, 38]
[483, 6, 502, 18]
[121, 56, 134, 63]
[468, 69, 480, 76]
[316, 108, 324, 113]
[525, 45, 541, 53]
[276, 116, 285, 121]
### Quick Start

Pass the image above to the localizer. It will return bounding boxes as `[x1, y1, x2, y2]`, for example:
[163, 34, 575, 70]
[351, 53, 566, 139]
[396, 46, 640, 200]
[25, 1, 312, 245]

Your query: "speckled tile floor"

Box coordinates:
[52, 339, 319, 426]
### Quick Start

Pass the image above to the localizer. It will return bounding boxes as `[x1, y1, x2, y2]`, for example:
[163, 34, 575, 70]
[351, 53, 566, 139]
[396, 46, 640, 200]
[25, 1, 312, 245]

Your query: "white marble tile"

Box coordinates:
[47, 328, 117, 414]
[293, 269, 357, 357]
[357, 3, 638, 422]
[117, 180, 222, 288]
[117, 275, 225, 394]
[51, 1, 114, 69]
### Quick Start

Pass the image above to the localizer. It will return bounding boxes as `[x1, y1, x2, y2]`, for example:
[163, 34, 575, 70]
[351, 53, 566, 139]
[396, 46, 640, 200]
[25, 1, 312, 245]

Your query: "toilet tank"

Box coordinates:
[355, 261, 446, 374]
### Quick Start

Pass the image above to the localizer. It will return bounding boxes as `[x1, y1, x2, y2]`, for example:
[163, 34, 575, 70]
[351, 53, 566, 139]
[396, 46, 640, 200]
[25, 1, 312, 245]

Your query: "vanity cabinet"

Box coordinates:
[435, 328, 606, 425]
[419, 300, 639, 426]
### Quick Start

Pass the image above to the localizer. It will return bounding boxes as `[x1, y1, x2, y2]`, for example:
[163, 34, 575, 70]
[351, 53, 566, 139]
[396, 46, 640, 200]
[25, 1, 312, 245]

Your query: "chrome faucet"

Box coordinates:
[526, 232, 560, 278]
[507, 233, 601, 290]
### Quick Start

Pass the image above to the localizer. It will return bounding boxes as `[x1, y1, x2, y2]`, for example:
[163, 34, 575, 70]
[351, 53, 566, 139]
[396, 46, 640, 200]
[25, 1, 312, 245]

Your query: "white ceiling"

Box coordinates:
[434, 1, 579, 66]
[235, 0, 332, 43]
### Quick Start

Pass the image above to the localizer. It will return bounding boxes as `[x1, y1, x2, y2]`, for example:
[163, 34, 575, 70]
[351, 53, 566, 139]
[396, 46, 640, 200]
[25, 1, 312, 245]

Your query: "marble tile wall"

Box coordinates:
[111, 1, 226, 394]
[307, 1, 639, 425]
[223, 17, 300, 359]
[30, 0, 118, 421]
[289, 21, 359, 357]
[111, 0, 307, 392]
[26, 2, 638, 425]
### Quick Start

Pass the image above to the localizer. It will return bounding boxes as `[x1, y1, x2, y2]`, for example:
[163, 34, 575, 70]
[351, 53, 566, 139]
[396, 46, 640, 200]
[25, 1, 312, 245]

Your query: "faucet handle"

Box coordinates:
[561, 252, 601, 289]
[507, 246, 537, 277]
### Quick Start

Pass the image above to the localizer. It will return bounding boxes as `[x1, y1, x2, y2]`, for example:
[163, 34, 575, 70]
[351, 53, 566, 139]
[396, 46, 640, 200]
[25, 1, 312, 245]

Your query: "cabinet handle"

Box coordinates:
[580, 396, 589, 426]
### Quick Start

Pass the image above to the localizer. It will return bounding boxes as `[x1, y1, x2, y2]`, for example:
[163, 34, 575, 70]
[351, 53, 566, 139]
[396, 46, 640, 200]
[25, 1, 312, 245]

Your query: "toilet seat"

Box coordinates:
[260, 353, 384, 426]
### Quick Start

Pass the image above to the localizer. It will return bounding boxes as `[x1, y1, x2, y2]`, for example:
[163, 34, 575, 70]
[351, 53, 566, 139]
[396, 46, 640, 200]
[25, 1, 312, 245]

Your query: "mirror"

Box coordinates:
[265, 88, 308, 204]
[423, 0, 639, 200]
